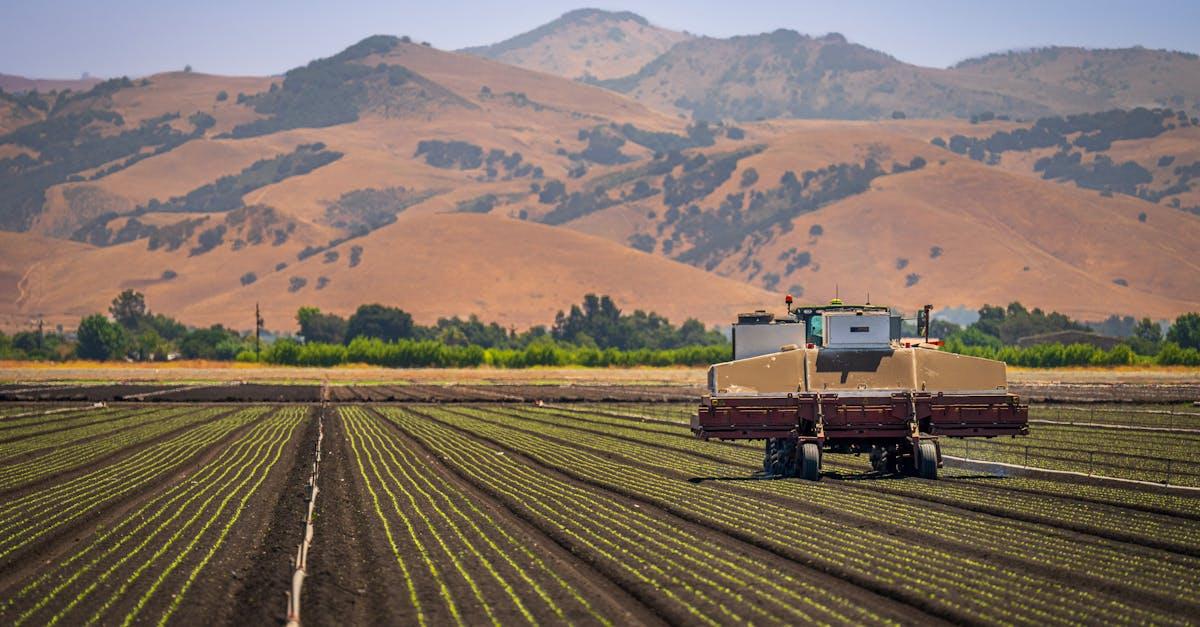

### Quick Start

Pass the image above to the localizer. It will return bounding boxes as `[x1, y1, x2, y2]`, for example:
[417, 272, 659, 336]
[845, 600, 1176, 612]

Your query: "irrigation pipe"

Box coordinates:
[120, 382, 240, 401]
[1, 402, 106, 420]
[1042, 405, 1200, 417]
[1028, 419, 1200, 434]
[286, 408, 325, 627]
[943, 455, 1200, 493]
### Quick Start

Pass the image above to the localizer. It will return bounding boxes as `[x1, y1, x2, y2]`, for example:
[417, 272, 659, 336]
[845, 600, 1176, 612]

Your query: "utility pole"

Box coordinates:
[255, 303, 264, 360]
[35, 314, 44, 350]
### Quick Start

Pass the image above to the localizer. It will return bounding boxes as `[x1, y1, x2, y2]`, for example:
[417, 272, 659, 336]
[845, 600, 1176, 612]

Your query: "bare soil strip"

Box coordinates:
[218, 407, 318, 624]
[301, 409, 434, 626]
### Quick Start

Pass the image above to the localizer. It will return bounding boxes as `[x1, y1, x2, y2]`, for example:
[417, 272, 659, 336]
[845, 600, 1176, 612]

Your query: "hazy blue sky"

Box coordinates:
[2, 0, 1197, 79]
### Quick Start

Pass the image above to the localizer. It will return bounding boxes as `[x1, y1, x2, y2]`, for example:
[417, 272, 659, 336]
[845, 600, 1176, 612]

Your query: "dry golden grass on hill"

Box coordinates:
[708, 157, 1200, 320]
[15, 211, 776, 332]
[1, 36, 1199, 335]
[460, 9, 691, 81]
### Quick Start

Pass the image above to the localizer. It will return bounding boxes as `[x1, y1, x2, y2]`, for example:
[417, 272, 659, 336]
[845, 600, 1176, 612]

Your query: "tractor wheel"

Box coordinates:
[917, 441, 938, 480]
[765, 439, 787, 476]
[779, 439, 798, 477]
[800, 443, 821, 481]
[869, 446, 886, 473]
[762, 439, 776, 474]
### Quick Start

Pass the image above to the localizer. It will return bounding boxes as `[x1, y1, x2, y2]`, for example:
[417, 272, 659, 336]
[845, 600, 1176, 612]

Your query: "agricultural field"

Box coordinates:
[0, 399, 1198, 624]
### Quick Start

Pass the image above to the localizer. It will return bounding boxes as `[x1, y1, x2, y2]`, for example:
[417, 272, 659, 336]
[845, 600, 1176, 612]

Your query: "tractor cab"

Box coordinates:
[788, 299, 897, 349]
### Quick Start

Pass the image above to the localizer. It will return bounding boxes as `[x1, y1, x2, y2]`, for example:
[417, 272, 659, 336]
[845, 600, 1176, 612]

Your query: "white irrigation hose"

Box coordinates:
[1, 402, 106, 420]
[121, 383, 231, 400]
[1028, 418, 1200, 434]
[943, 455, 1200, 492]
[1045, 404, 1200, 417]
[286, 413, 325, 626]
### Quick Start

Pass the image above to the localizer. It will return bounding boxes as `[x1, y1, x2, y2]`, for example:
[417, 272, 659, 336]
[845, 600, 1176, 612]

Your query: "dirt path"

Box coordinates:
[302, 407, 426, 625]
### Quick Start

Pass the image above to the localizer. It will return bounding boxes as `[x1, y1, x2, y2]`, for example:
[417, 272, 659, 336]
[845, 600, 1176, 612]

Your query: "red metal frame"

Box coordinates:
[692, 392, 1028, 442]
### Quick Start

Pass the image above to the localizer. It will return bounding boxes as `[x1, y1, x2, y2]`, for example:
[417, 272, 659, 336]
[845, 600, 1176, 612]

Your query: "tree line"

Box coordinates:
[939, 302, 1200, 367]
[0, 291, 731, 367]
[2, 292, 1197, 368]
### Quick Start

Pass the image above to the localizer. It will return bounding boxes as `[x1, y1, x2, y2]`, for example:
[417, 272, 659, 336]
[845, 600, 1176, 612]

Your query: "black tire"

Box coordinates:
[779, 439, 797, 477]
[800, 442, 821, 481]
[917, 441, 938, 479]
[869, 446, 885, 473]
[765, 438, 786, 476]
[763, 439, 776, 474]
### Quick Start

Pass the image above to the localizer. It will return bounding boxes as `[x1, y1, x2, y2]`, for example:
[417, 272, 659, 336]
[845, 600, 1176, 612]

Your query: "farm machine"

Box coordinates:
[692, 298, 1029, 480]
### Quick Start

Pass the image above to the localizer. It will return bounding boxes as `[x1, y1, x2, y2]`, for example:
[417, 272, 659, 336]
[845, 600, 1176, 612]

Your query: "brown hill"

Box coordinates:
[0, 73, 101, 93]
[952, 47, 1200, 112]
[593, 30, 1200, 121]
[530, 119, 1200, 320]
[15, 212, 776, 332]
[0, 35, 1198, 334]
[460, 9, 690, 81]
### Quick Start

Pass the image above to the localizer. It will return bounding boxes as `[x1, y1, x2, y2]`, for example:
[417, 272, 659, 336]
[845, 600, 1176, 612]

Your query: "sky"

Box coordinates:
[2, 0, 1197, 79]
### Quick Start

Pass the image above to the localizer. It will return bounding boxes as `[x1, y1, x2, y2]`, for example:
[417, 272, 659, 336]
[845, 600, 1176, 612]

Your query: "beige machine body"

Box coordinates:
[693, 300, 1029, 481]
[710, 346, 1008, 396]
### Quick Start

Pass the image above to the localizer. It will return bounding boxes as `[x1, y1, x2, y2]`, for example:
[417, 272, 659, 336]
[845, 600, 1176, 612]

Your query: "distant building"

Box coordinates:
[1016, 330, 1122, 349]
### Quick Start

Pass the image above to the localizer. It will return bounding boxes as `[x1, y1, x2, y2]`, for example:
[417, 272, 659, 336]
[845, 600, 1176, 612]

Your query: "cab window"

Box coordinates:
[807, 315, 823, 347]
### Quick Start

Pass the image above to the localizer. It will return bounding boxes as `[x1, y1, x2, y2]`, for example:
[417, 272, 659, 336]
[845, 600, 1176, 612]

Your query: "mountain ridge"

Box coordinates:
[0, 33, 1197, 333]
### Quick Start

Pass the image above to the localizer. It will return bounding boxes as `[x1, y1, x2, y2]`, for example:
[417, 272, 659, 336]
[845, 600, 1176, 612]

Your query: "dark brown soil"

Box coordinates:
[220, 407, 318, 625]
[371, 408, 660, 626]
[0, 406, 258, 587]
[0, 406, 241, 501]
[428, 404, 1200, 623]
[302, 407, 419, 625]
[396, 405, 938, 625]
[4, 381, 1193, 404]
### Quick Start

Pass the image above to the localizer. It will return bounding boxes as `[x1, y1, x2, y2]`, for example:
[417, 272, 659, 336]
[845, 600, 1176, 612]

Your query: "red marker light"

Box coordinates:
[785, 294, 793, 304]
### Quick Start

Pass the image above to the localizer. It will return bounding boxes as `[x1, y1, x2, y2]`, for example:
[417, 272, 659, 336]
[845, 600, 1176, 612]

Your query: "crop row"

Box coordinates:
[0, 405, 70, 418]
[341, 406, 613, 626]
[549, 403, 1200, 523]
[0, 405, 118, 434]
[568, 402, 1200, 515]
[0, 406, 173, 457]
[1031, 404, 1200, 429]
[410, 405, 1192, 624]
[0, 406, 303, 626]
[938, 434, 1200, 486]
[0, 406, 231, 491]
[0, 406, 267, 566]
[377, 406, 902, 626]
[526, 405, 1200, 552]
[496, 405, 1200, 600]
[965, 423, 1200, 457]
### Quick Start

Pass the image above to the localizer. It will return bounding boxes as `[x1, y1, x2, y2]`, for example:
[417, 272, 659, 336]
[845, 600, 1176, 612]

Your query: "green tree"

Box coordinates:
[109, 290, 147, 330]
[134, 329, 170, 361]
[297, 307, 348, 344]
[179, 325, 240, 359]
[346, 304, 414, 342]
[1167, 312, 1200, 350]
[1128, 317, 1163, 355]
[76, 314, 126, 360]
[1134, 317, 1163, 343]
